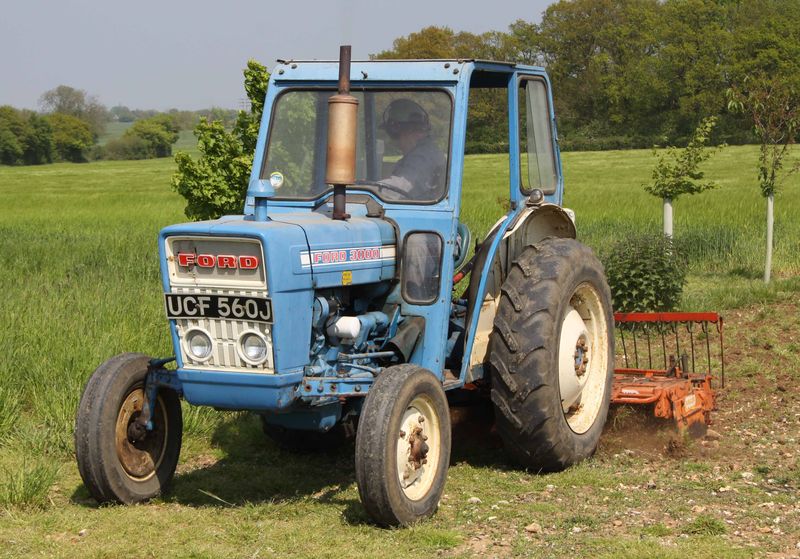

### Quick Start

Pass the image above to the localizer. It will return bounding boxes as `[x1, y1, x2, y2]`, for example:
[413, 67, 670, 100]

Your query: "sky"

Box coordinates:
[0, 0, 551, 111]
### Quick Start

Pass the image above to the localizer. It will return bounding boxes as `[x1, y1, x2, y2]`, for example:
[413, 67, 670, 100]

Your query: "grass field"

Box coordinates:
[0, 146, 798, 557]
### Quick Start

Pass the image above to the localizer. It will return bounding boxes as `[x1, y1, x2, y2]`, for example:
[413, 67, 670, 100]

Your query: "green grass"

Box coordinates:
[682, 515, 728, 536]
[460, 146, 800, 310]
[0, 146, 797, 557]
[0, 459, 59, 510]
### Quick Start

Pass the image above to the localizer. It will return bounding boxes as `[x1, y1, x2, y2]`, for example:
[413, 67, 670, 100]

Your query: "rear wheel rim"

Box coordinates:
[114, 386, 168, 481]
[395, 394, 441, 501]
[558, 282, 609, 434]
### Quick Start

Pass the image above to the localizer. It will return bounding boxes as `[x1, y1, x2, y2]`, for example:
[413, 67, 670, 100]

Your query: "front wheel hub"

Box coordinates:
[396, 397, 441, 500]
[115, 388, 167, 481]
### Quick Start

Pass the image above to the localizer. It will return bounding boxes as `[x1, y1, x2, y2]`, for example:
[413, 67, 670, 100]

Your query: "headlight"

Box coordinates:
[237, 330, 269, 365]
[183, 328, 213, 361]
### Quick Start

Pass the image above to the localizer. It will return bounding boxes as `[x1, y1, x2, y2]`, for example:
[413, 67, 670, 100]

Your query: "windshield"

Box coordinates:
[261, 89, 452, 203]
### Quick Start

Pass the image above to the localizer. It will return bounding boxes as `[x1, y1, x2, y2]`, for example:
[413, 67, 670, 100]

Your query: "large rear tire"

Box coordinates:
[355, 365, 451, 526]
[75, 353, 183, 504]
[489, 238, 613, 471]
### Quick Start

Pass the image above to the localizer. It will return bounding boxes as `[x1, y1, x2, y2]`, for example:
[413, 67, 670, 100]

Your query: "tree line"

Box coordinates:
[375, 0, 800, 151]
[0, 85, 239, 165]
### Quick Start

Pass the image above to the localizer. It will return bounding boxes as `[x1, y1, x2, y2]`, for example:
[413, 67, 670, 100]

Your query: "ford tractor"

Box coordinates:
[75, 46, 614, 526]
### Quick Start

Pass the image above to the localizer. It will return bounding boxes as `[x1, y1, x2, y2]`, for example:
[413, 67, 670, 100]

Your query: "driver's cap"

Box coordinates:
[381, 99, 430, 137]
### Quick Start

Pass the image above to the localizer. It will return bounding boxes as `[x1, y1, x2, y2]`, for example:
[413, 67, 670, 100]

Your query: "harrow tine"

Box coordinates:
[656, 321, 667, 369]
[619, 320, 629, 368]
[702, 321, 712, 376]
[686, 320, 696, 373]
[718, 317, 725, 388]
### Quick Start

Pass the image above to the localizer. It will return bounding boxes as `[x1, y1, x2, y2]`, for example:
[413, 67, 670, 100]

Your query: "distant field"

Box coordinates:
[98, 120, 199, 155]
[96, 121, 131, 145]
[0, 148, 798, 557]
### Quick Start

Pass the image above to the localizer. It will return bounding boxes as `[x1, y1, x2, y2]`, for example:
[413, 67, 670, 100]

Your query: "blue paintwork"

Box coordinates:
[178, 369, 303, 411]
[157, 59, 565, 421]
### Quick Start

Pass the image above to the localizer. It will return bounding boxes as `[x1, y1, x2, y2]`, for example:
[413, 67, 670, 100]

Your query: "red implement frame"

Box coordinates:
[612, 312, 723, 436]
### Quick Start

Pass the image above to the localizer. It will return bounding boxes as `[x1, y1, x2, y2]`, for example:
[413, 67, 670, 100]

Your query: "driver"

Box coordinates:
[379, 99, 446, 201]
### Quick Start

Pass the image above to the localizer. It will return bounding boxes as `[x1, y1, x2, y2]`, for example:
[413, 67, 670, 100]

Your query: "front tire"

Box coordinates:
[75, 353, 183, 504]
[489, 239, 613, 471]
[355, 365, 451, 526]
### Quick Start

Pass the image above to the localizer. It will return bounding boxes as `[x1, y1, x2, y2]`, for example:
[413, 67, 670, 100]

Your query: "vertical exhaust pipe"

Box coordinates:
[326, 45, 358, 220]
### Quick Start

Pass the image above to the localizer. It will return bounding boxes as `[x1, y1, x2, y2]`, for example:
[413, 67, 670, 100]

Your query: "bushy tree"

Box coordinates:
[0, 106, 53, 165]
[643, 117, 723, 236]
[39, 84, 108, 138]
[603, 233, 686, 312]
[0, 106, 25, 164]
[23, 114, 54, 164]
[104, 114, 180, 160]
[46, 113, 93, 162]
[172, 60, 269, 220]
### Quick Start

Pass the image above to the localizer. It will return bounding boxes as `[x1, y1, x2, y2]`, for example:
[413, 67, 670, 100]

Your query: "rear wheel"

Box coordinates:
[489, 238, 613, 471]
[355, 365, 451, 526]
[75, 353, 182, 503]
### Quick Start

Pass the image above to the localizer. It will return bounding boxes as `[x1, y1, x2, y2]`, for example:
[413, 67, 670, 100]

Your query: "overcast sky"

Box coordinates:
[0, 0, 551, 111]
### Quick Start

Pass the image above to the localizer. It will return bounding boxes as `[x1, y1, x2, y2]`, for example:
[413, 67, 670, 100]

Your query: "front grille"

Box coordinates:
[172, 286, 274, 373]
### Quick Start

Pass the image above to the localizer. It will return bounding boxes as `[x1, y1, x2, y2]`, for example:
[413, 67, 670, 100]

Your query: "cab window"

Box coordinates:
[518, 79, 558, 194]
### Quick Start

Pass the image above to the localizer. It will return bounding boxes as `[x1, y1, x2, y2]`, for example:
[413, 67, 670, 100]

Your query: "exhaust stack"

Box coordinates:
[326, 45, 358, 220]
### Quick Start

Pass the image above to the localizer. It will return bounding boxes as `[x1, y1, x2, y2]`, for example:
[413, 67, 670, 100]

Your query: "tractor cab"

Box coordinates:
[236, 56, 574, 383]
[76, 48, 613, 528]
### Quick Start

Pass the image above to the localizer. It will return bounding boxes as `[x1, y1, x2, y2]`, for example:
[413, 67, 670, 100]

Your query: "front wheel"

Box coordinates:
[489, 238, 614, 471]
[75, 353, 183, 504]
[355, 365, 451, 526]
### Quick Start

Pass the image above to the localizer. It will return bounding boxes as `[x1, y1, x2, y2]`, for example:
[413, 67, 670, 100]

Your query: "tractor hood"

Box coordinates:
[272, 212, 396, 288]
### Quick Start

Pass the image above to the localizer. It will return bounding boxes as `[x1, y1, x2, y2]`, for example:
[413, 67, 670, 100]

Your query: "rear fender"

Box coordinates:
[461, 203, 576, 383]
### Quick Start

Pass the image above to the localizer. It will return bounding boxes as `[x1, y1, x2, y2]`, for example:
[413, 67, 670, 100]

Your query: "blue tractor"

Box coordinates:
[75, 47, 614, 526]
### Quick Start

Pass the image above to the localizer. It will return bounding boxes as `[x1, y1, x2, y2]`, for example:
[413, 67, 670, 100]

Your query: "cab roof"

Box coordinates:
[270, 59, 547, 85]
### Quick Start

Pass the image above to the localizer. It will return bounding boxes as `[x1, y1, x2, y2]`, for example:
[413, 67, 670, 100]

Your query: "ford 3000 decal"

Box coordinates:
[300, 245, 395, 269]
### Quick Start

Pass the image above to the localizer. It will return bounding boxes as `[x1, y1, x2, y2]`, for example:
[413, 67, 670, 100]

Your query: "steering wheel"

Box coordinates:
[353, 179, 411, 199]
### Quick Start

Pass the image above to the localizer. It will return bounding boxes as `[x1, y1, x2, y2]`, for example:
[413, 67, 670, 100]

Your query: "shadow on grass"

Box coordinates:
[69, 403, 516, 524]
[165, 414, 365, 512]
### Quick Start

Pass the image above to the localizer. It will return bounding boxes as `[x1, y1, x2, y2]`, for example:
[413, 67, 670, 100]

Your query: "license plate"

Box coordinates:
[165, 293, 273, 323]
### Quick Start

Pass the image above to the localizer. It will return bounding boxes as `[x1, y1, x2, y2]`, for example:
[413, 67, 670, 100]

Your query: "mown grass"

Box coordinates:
[0, 146, 797, 557]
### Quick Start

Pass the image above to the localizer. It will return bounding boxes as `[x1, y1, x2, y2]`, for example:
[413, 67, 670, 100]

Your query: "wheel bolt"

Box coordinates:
[399, 430, 406, 438]
[418, 415, 425, 423]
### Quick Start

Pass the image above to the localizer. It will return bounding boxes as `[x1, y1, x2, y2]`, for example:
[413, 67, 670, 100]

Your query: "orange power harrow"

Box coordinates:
[612, 312, 724, 437]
